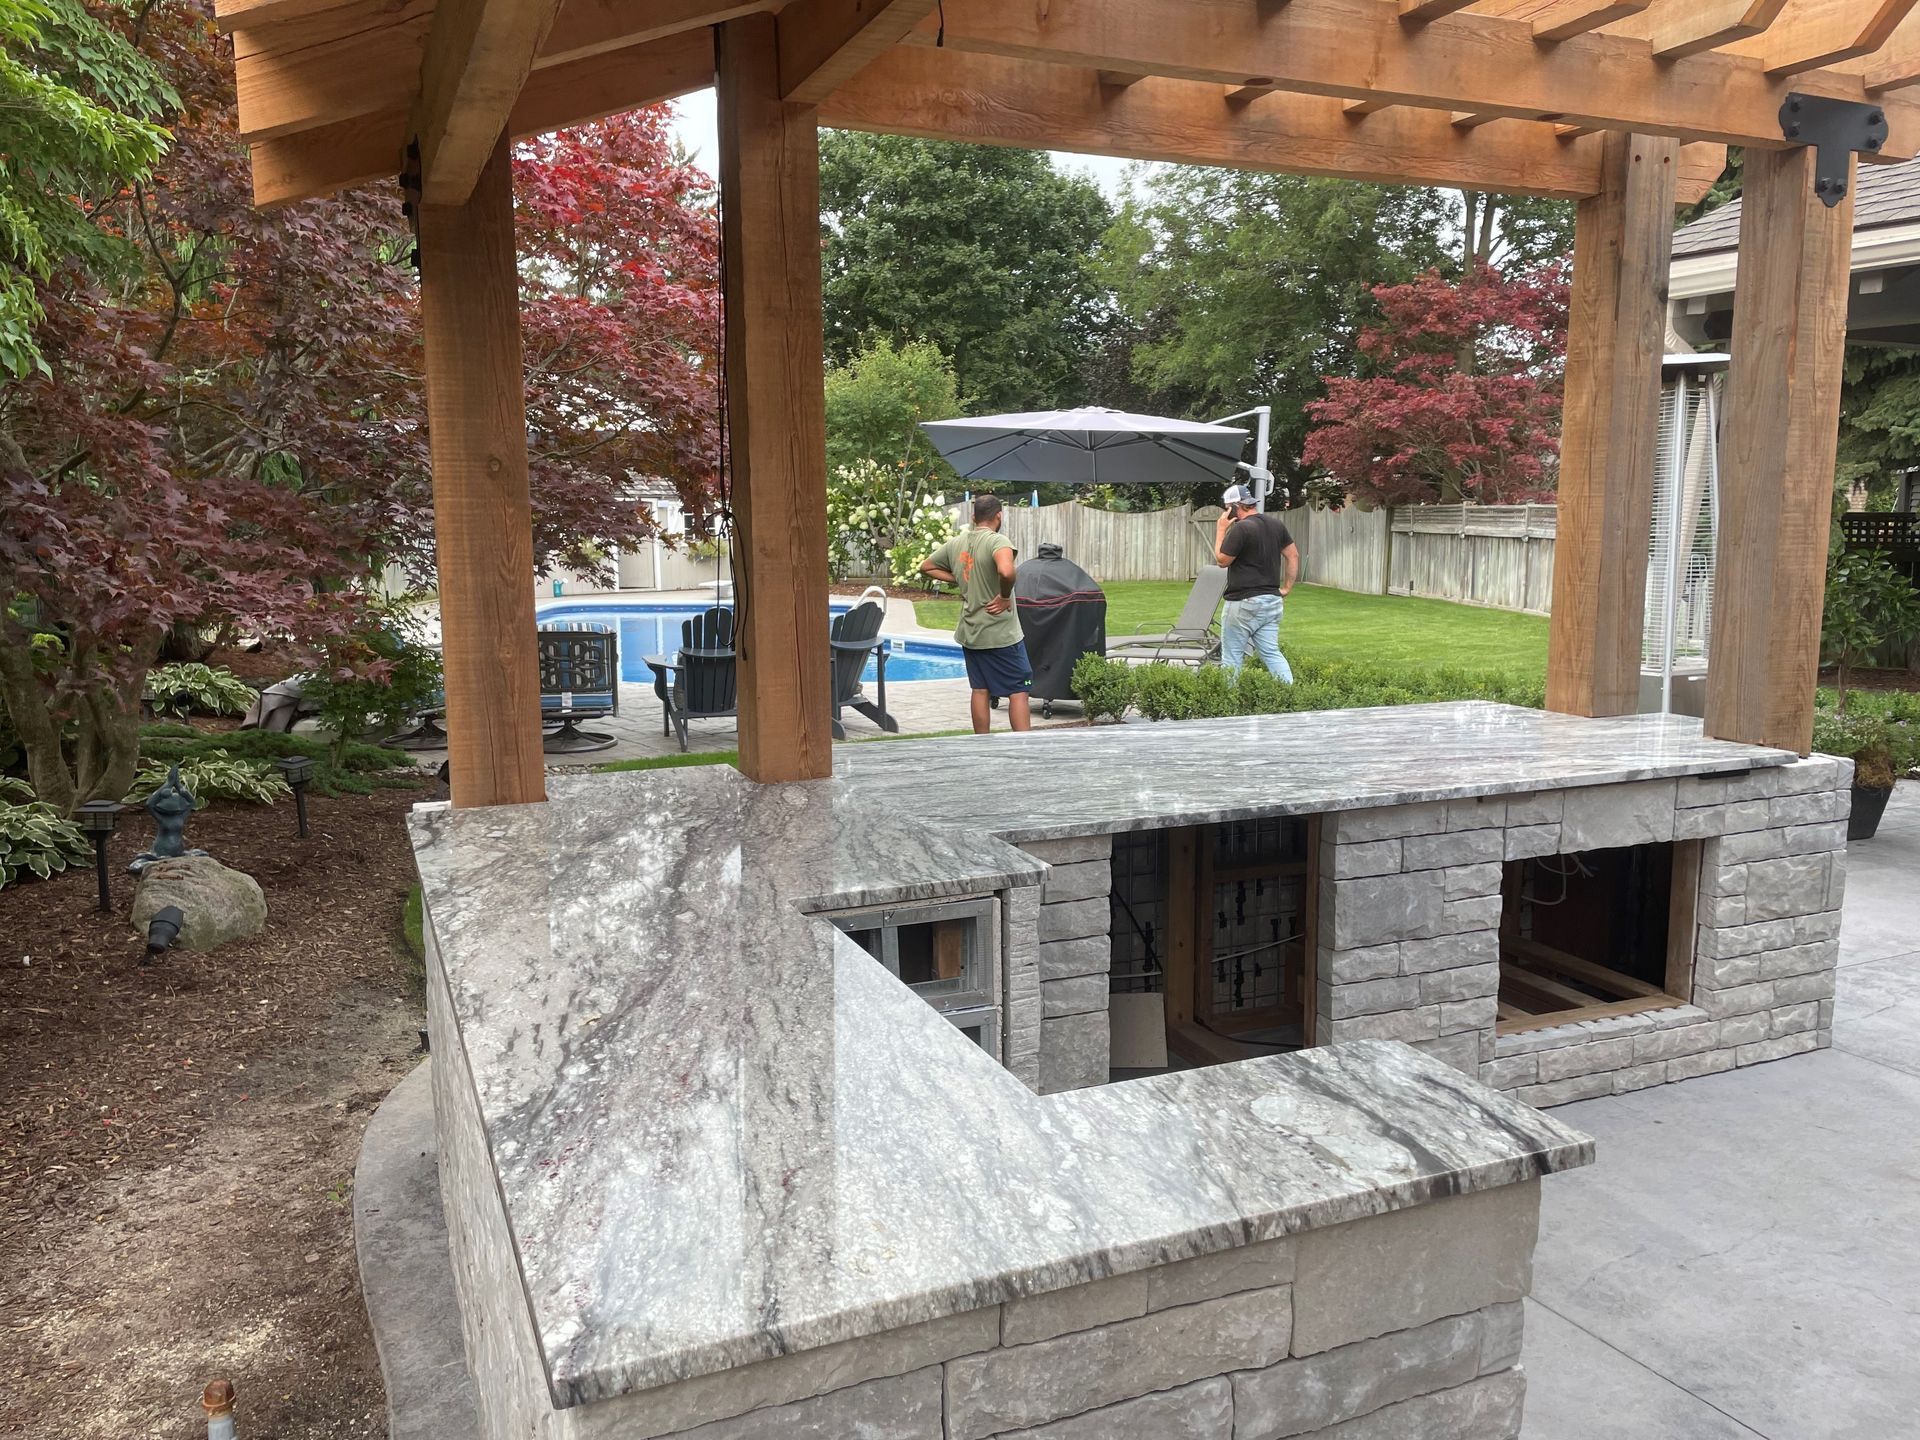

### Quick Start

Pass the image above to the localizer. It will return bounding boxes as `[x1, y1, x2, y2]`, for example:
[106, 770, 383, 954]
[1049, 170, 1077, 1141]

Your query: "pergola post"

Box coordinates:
[1546, 132, 1678, 717]
[417, 137, 547, 808]
[1705, 146, 1856, 755]
[716, 15, 834, 783]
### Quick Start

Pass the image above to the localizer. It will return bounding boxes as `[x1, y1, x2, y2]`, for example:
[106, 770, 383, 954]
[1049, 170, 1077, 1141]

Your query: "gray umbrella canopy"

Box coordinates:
[918, 406, 1248, 486]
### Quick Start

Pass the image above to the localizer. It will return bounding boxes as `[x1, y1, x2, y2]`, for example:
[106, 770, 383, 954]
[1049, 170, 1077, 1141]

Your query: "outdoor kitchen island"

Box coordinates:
[404, 703, 1845, 1440]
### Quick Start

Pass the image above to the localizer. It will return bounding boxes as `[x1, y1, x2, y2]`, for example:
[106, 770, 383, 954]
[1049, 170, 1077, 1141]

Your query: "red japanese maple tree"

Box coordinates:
[1303, 261, 1568, 508]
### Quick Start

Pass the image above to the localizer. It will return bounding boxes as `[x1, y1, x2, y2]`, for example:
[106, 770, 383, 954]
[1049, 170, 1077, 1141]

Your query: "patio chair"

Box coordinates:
[653, 607, 737, 752]
[829, 600, 898, 740]
[1106, 565, 1230, 665]
[537, 622, 620, 753]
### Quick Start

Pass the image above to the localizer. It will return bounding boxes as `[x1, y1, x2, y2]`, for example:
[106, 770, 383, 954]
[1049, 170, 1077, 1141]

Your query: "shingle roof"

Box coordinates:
[1671, 158, 1920, 257]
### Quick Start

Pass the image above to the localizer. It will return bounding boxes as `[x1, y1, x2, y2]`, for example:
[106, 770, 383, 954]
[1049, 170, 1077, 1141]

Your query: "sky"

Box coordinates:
[667, 88, 1144, 200]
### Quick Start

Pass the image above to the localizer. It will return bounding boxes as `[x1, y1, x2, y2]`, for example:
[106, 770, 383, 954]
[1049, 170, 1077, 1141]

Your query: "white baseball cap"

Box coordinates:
[1221, 483, 1257, 508]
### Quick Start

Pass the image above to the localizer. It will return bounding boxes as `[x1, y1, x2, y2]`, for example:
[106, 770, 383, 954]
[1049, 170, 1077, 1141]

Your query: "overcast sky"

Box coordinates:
[668, 88, 1143, 201]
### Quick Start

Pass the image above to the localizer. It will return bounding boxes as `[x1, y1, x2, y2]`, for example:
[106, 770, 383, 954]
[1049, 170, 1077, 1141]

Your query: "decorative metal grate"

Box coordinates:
[536, 627, 618, 704]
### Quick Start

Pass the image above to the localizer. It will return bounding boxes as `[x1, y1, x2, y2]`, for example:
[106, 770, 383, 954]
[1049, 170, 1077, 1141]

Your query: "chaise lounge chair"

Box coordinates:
[651, 607, 737, 752]
[1106, 565, 1229, 665]
[829, 599, 899, 740]
[537, 622, 620, 753]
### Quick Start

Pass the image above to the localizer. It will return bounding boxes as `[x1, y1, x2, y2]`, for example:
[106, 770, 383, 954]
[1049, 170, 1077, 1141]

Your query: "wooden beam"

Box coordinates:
[415, 139, 547, 809]
[1547, 132, 1678, 717]
[716, 15, 834, 783]
[1622, 0, 1789, 60]
[1451, 111, 1503, 128]
[920, 0, 1920, 155]
[1342, 97, 1394, 116]
[1730, 0, 1920, 77]
[1400, 0, 1479, 21]
[215, 0, 360, 34]
[1704, 144, 1855, 754]
[1471, 0, 1652, 44]
[410, 0, 566, 205]
[1867, 9, 1920, 90]
[1227, 80, 1280, 104]
[248, 27, 713, 206]
[821, 46, 1636, 199]
[1098, 69, 1145, 88]
[778, 0, 939, 104]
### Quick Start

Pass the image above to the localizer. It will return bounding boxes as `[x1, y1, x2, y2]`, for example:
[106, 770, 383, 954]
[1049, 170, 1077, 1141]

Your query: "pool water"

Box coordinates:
[535, 601, 970, 683]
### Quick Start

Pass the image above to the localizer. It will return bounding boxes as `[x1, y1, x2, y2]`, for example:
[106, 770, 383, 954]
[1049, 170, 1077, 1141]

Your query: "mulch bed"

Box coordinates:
[0, 783, 428, 1440]
[1817, 665, 1920, 694]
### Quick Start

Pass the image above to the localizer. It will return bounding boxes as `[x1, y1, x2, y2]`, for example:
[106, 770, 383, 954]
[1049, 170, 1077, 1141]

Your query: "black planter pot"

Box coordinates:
[1849, 783, 1893, 842]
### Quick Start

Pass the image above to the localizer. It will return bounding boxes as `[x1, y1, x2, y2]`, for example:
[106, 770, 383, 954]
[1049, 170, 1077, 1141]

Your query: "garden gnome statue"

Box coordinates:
[130, 765, 208, 874]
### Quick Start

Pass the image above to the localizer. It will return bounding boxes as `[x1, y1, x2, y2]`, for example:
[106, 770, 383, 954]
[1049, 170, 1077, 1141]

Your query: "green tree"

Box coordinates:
[818, 132, 1112, 411]
[1098, 169, 1452, 482]
[0, 0, 173, 379]
[824, 335, 961, 474]
[1837, 349, 1920, 513]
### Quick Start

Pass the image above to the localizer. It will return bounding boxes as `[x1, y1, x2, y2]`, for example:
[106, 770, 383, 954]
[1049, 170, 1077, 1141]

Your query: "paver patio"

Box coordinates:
[1524, 781, 1920, 1439]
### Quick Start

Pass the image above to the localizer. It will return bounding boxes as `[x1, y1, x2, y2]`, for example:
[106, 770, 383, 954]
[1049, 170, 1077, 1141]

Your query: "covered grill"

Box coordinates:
[1015, 543, 1107, 713]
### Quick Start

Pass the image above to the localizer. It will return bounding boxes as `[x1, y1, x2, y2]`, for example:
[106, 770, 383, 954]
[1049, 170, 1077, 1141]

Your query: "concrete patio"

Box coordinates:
[1523, 780, 1920, 1439]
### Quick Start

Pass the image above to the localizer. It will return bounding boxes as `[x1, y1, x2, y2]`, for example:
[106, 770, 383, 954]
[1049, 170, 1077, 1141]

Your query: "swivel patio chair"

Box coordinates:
[829, 599, 898, 740]
[537, 622, 621, 754]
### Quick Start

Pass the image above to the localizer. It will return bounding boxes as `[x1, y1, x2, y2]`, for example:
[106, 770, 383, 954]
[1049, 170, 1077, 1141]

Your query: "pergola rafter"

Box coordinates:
[209, 0, 1898, 797]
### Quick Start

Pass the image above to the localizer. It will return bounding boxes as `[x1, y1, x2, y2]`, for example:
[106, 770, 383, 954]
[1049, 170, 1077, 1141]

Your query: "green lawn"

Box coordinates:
[913, 581, 1548, 677]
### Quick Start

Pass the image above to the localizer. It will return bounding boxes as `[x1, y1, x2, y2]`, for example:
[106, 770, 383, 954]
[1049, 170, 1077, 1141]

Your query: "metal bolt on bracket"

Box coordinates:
[1779, 93, 1891, 208]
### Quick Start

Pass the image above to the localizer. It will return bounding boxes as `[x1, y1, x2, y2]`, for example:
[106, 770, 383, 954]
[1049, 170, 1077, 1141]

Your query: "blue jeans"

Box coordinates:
[1220, 593, 1293, 682]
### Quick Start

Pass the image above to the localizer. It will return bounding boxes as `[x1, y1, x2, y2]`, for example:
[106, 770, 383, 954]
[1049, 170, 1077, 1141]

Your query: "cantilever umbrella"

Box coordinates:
[918, 406, 1249, 487]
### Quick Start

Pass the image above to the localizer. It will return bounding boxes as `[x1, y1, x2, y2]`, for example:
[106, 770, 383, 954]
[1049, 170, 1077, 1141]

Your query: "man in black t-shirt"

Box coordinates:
[1213, 483, 1299, 681]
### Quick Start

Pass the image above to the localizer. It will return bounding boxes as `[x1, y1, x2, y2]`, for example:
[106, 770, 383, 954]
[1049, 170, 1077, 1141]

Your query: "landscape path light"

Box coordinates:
[75, 799, 122, 913]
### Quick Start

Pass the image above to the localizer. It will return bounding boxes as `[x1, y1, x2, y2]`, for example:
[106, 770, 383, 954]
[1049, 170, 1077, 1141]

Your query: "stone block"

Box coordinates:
[1560, 779, 1676, 851]
[1696, 910, 1840, 960]
[1410, 1032, 1482, 1075]
[1698, 858, 1748, 897]
[1632, 1023, 1717, 1063]
[1447, 797, 1507, 831]
[1700, 980, 1777, 1019]
[1039, 936, 1110, 982]
[944, 1287, 1291, 1440]
[1696, 892, 1747, 928]
[672, 1369, 942, 1440]
[1323, 943, 1402, 984]
[1506, 792, 1563, 826]
[1420, 963, 1500, 1005]
[1329, 975, 1425, 1019]
[1039, 898, 1109, 944]
[1827, 859, 1848, 912]
[1694, 950, 1761, 989]
[1757, 939, 1839, 981]
[1515, 1072, 1616, 1107]
[1735, 1032, 1820, 1067]
[1612, 1060, 1669, 1093]
[1331, 839, 1404, 879]
[1667, 1049, 1737, 1082]
[1576, 1011, 1656, 1042]
[984, 1377, 1232, 1440]
[1398, 933, 1496, 974]
[1743, 853, 1833, 923]
[1403, 830, 1503, 871]
[1002, 1272, 1148, 1347]
[1439, 997, 1498, 1036]
[1774, 970, 1836, 1005]
[1435, 895, 1502, 936]
[1479, 1302, 1524, 1375]
[1769, 1001, 1822, 1037]
[1147, 1237, 1295, 1311]
[1490, 1023, 1588, 1055]
[1673, 799, 1771, 840]
[1332, 803, 1448, 843]
[1019, 834, 1112, 865]
[1231, 1309, 1483, 1440]
[1767, 788, 1851, 827]
[1328, 870, 1448, 949]
[1040, 858, 1112, 905]
[1329, 1007, 1442, 1044]
[1290, 1184, 1537, 1357]
[1041, 975, 1108, 1019]
[1305, 1370, 1526, 1440]
[1504, 824, 1561, 861]
[1536, 1036, 1634, 1082]
[1714, 1010, 1771, 1047]
[1478, 1054, 1537, 1090]
[1038, 1011, 1109, 1093]
[1442, 862, 1504, 902]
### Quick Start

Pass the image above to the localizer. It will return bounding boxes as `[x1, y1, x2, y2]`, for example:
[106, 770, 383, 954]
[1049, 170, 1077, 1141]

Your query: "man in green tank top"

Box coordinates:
[920, 494, 1033, 733]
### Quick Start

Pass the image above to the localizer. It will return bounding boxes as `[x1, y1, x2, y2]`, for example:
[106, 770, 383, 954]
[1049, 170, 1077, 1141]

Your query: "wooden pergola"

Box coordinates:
[218, 0, 1920, 806]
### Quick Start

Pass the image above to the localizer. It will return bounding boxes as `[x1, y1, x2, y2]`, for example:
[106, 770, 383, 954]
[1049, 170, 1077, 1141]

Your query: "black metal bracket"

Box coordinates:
[1780, 93, 1889, 207]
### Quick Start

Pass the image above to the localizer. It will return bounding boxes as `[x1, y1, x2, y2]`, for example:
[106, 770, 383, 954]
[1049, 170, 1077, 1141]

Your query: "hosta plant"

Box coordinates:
[144, 663, 260, 718]
[0, 801, 91, 888]
[124, 752, 290, 808]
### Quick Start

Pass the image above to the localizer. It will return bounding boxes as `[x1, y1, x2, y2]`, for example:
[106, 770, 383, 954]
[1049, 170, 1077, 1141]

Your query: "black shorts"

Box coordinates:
[963, 640, 1033, 698]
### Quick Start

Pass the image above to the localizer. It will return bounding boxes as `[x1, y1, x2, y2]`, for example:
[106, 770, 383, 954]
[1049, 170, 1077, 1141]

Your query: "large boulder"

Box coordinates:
[131, 855, 268, 952]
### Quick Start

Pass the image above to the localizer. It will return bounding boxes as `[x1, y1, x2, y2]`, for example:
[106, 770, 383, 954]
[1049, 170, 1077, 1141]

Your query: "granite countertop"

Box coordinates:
[410, 705, 1791, 1409]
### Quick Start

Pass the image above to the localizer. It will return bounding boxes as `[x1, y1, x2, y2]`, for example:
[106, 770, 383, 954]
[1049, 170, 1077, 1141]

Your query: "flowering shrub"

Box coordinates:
[826, 458, 956, 588]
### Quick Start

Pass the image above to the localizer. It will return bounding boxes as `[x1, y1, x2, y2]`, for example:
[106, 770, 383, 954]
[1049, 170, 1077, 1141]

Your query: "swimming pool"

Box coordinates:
[534, 600, 971, 683]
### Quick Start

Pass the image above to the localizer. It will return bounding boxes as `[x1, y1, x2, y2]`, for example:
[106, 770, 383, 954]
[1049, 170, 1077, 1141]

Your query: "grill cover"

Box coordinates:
[1016, 543, 1107, 702]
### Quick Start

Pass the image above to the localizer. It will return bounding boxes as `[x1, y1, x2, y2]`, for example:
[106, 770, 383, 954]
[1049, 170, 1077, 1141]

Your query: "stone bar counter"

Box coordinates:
[407, 702, 1842, 1440]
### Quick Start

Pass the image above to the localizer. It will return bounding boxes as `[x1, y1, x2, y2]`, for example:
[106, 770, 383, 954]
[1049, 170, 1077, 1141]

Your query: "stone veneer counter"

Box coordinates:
[832, 701, 1797, 839]
[410, 727, 1606, 1413]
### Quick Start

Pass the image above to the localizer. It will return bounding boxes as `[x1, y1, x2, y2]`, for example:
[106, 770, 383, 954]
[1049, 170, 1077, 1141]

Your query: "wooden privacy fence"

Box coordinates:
[1283, 503, 1558, 615]
[961, 501, 1217, 582]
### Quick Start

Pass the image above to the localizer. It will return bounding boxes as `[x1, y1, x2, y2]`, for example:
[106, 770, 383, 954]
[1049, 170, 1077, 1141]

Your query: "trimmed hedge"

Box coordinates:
[1070, 654, 1545, 724]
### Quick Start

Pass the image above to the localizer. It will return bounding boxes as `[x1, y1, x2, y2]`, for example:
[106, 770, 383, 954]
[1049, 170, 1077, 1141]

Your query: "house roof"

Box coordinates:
[1673, 160, 1920, 258]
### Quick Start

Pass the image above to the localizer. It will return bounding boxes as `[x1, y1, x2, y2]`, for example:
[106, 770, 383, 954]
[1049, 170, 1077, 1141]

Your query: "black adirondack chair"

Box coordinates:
[829, 600, 898, 740]
[537, 623, 620, 753]
[654, 607, 738, 751]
